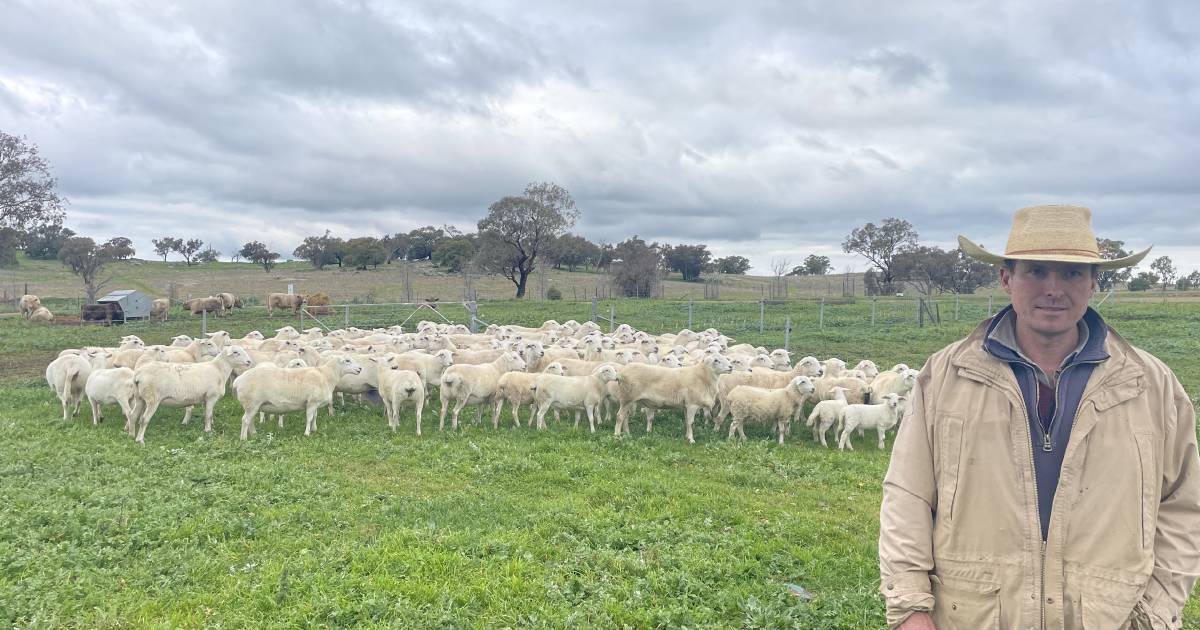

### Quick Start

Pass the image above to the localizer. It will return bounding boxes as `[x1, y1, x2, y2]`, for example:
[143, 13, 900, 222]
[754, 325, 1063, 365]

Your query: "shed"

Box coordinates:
[95, 290, 153, 321]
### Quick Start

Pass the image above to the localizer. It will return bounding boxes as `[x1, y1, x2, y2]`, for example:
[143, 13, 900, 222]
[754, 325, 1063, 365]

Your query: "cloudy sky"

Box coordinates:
[2, 1, 1198, 274]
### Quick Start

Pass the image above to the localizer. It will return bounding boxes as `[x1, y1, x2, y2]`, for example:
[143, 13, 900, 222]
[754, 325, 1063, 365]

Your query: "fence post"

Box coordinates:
[784, 316, 791, 352]
[871, 298, 876, 327]
[759, 299, 764, 334]
[819, 297, 825, 329]
[955, 294, 960, 321]
[918, 298, 925, 327]
[202, 309, 207, 335]
[591, 298, 597, 323]
[344, 305, 350, 328]
[688, 300, 693, 329]
[468, 301, 478, 333]
[988, 295, 994, 317]
[609, 304, 615, 333]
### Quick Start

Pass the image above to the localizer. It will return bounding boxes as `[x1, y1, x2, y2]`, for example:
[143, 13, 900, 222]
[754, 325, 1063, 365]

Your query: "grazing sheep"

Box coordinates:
[495, 362, 567, 428]
[726, 375, 816, 444]
[85, 367, 142, 434]
[838, 393, 905, 450]
[233, 355, 362, 439]
[150, 298, 170, 322]
[806, 386, 850, 447]
[45, 350, 109, 421]
[19, 294, 42, 318]
[438, 351, 527, 430]
[531, 364, 620, 432]
[28, 306, 53, 323]
[376, 361, 425, 435]
[613, 354, 734, 443]
[870, 368, 919, 402]
[267, 293, 308, 316]
[132, 346, 254, 443]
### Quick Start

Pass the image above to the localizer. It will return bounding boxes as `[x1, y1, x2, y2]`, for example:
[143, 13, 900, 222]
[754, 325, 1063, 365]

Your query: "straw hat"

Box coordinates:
[958, 205, 1150, 270]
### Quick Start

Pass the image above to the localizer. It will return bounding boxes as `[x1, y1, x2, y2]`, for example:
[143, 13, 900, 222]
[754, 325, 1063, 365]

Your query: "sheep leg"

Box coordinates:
[727, 418, 740, 440]
[490, 400, 503, 429]
[511, 402, 525, 428]
[573, 410, 581, 428]
[72, 391, 83, 417]
[257, 411, 264, 424]
[182, 406, 194, 425]
[645, 408, 656, 433]
[438, 396, 450, 431]
[877, 427, 886, 450]
[55, 384, 70, 421]
[614, 404, 631, 436]
[135, 398, 161, 444]
[202, 397, 218, 432]
[713, 401, 729, 430]
[240, 405, 260, 440]
[535, 402, 550, 431]
[451, 398, 469, 430]
[777, 419, 787, 445]
[304, 403, 319, 436]
[414, 398, 424, 436]
[737, 420, 747, 441]
[585, 405, 597, 433]
[683, 405, 698, 444]
[838, 420, 856, 451]
[90, 399, 102, 425]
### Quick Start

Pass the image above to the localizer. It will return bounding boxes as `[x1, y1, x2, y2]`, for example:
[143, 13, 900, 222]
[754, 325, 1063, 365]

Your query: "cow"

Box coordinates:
[151, 298, 170, 323]
[217, 292, 244, 310]
[184, 296, 225, 317]
[267, 293, 307, 316]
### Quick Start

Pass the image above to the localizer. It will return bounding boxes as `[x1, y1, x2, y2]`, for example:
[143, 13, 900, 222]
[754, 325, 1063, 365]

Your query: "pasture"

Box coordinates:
[2, 297, 1199, 628]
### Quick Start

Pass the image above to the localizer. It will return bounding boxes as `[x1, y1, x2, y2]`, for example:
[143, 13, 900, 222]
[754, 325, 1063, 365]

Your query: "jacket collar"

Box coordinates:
[982, 305, 1109, 367]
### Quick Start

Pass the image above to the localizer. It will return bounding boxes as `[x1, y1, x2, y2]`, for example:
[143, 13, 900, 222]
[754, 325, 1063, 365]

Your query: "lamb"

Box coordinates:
[838, 393, 905, 450]
[267, 293, 308, 316]
[233, 355, 363, 439]
[726, 375, 816, 444]
[870, 368, 919, 402]
[150, 298, 170, 322]
[132, 346, 254, 443]
[813, 375, 871, 404]
[438, 351, 527, 430]
[806, 386, 851, 447]
[711, 356, 824, 428]
[375, 359, 426, 435]
[19, 294, 42, 318]
[85, 367, 142, 434]
[495, 362, 567, 428]
[612, 354, 734, 443]
[45, 350, 109, 421]
[530, 364, 621, 432]
[28, 306, 53, 323]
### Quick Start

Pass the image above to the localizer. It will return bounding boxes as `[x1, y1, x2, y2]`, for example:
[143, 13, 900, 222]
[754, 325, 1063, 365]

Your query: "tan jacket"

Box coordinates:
[879, 321, 1200, 629]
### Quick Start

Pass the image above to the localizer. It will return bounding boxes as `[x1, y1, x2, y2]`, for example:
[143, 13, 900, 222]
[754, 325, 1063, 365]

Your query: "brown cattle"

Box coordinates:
[267, 293, 308, 316]
[151, 298, 170, 323]
[217, 292, 244, 310]
[185, 296, 225, 317]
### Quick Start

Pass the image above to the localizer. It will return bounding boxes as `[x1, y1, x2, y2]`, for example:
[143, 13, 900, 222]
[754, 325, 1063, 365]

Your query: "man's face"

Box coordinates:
[1000, 260, 1097, 339]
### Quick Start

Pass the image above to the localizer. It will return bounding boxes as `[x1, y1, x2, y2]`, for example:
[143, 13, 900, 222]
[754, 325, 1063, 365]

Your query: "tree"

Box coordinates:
[1096, 238, 1134, 291]
[610, 236, 662, 297]
[1150, 256, 1176, 292]
[1, 131, 67, 234]
[945, 247, 997, 294]
[548, 234, 600, 272]
[1129, 270, 1159, 291]
[294, 231, 337, 270]
[172, 238, 204, 266]
[477, 182, 579, 298]
[863, 269, 883, 296]
[431, 237, 477, 273]
[714, 255, 751, 274]
[597, 243, 614, 269]
[102, 237, 135, 261]
[842, 218, 919, 292]
[663, 243, 711, 281]
[1186, 270, 1200, 291]
[152, 237, 181, 262]
[0, 227, 17, 267]
[406, 226, 446, 261]
[195, 246, 221, 264]
[344, 237, 387, 270]
[382, 232, 410, 263]
[892, 245, 955, 296]
[240, 241, 280, 273]
[58, 236, 115, 303]
[802, 254, 832, 276]
[21, 223, 75, 259]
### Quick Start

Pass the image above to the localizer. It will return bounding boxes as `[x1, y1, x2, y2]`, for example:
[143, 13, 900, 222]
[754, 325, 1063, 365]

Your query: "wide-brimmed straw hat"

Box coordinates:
[958, 205, 1151, 270]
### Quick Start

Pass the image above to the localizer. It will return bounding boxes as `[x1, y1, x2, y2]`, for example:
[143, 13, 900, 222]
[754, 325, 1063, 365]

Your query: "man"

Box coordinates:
[879, 205, 1200, 629]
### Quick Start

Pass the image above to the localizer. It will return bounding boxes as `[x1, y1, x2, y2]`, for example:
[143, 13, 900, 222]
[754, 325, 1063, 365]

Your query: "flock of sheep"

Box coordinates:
[44, 318, 919, 448]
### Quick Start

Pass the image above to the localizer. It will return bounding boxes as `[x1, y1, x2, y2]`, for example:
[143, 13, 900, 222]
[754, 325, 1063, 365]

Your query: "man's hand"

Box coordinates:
[898, 611, 936, 630]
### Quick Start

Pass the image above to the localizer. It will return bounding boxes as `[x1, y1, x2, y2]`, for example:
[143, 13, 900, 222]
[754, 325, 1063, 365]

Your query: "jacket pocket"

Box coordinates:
[1082, 589, 1139, 630]
[937, 413, 965, 520]
[930, 574, 1000, 630]
[1132, 432, 1157, 549]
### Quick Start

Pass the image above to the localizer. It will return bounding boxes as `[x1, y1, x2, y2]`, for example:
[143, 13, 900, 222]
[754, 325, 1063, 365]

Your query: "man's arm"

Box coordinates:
[1138, 375, 1200, 630]
[879, 372, 938, 629]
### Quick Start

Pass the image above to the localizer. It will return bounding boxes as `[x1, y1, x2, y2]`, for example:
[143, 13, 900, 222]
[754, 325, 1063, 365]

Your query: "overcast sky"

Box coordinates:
[2, 1, 1198, 275]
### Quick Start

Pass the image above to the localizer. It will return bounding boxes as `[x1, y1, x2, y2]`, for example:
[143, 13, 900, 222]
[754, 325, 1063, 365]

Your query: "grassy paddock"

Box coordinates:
[2, 299, 1199, 628]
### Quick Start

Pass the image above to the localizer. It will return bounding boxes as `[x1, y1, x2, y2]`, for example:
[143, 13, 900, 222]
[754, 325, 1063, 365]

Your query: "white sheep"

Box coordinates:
[712, 356, 824, 428]
[132, 346, 254, 443]
[495, 362, 567, 428]
[806, 386, 850, 447]
[438, 351, 528, 430]
[870, 368, 919, 402]
[376, 361, 425, 435]
[838, 393, 905, 450]
[612, 354, 734, 443]
[85, 367, 142, 434]
[530, 364, 620, 432]
[19, 294, 42, 318]
[28, 306, 53, 323]
[769, 349, 791, 370]
[45, 350, 109, 421]
[813, 375, 871, 404]
[727, 375, 816, 444]
[233, 355, 362, 439]
[821, 357, 847, 378]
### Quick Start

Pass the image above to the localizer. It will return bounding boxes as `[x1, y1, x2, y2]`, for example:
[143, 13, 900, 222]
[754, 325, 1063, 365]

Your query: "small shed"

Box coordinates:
[95, 290, 153, 321]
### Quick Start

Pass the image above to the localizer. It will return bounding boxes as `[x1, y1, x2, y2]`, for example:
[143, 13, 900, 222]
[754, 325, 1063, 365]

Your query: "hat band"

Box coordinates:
[1004, 247, 1100, 259]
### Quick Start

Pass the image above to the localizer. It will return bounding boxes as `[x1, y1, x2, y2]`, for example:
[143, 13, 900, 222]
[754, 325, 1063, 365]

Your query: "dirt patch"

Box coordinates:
[0, 351, 55, 383]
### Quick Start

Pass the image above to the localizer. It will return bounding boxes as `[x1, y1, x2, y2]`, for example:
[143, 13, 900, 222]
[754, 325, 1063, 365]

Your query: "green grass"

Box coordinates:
[2, 298, 1199, 628]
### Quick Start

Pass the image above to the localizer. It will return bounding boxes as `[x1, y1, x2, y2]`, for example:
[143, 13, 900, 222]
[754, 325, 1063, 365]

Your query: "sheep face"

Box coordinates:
[788, 376, 816, 397]
[706, 354, 734, 375]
